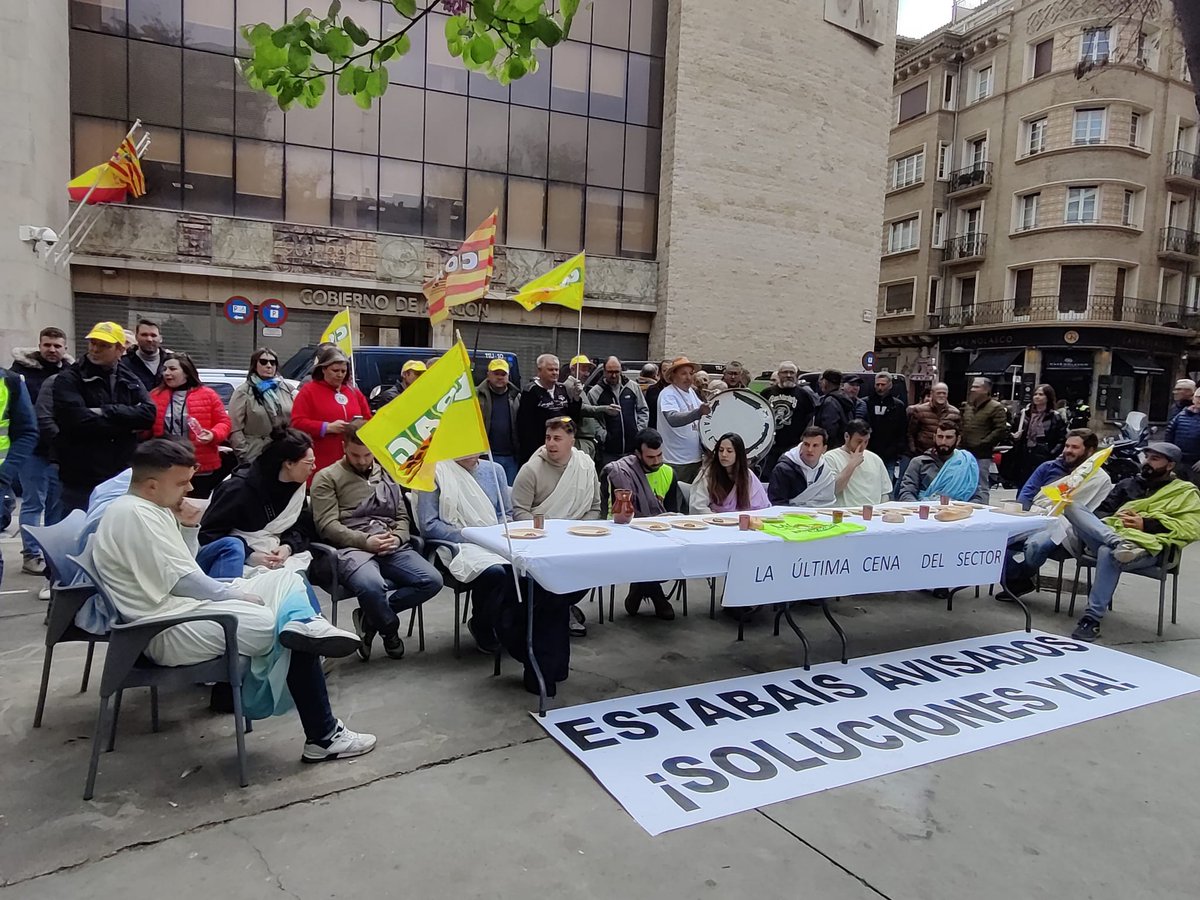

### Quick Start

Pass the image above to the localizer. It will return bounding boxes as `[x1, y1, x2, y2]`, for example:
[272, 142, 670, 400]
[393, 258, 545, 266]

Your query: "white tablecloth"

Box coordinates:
[461, 505, 1051, 596]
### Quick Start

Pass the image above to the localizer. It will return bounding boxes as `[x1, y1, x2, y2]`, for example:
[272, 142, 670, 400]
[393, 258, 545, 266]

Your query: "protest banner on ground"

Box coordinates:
[537, 630, 1200, 835]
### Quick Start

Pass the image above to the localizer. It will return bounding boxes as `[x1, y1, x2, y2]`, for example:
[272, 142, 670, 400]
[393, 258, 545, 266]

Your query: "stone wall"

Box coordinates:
[653, 0, 897, 373]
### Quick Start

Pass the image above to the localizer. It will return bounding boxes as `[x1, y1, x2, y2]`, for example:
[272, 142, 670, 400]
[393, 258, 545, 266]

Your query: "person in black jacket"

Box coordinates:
[815, 368, 855, 450]
[52, 322, 156, 513]
[200, 427, 319, 575]
[515, 354, 579, 464]
[0, 366, 38, 588]
[591, 356, 650, 472]
[120, 318, 166, 392]
[644, 358, 672, 430]
[863, 372, 910, 494]
[759, 360, 817, 480]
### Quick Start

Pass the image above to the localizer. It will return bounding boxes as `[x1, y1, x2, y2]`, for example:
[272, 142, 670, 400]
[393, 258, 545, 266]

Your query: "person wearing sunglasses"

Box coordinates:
[230, 348, 296, 464]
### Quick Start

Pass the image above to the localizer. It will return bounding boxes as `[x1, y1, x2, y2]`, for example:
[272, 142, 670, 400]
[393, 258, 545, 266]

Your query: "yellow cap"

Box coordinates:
[86, 321, 127, 345]
[570, 354, 591, 367]
[487, 358, 510, 373]
[401, 359, 427, 374]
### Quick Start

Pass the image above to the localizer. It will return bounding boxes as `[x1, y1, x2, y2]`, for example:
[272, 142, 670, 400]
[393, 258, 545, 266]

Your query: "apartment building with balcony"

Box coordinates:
[876, 0, 1200, 422]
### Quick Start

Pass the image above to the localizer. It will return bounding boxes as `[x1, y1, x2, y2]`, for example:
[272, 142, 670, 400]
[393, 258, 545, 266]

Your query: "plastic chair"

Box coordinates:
[402, 490, 470, 656]
[23, 511, 104, 727]
[1067, 544, 1184, 635]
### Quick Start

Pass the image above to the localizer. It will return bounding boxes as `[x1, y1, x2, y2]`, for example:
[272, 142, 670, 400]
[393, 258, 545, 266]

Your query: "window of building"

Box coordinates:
[936, 141, 951, 179]
[1073, 107, 1106, 145]
[897, 82, 928, 123]
[129, 0, 182, 42]
[183, 131, 233, 214]
[547, 182, 584, 252]
[71, 0, 127, 35]
[234, 138, 283, 220]
[466, 99, 509, 172]
[69, 30, 127, 120]
[423, 164, 466, 239]
[626, 53, 663, 127]
[942, 72, 956, 110]
[891, 151, 925, 190]
[378, 158, 422, 235]
[1129, 111, 1143, 148]
[1136, 30, 1150, 67]
[883, 281, 915, 314]
[548, 113, 587, 183]
[508, 106, 549, 178]
[1187, 274, 1200, 311]
[285, 102, 332, 148]
[379, 86, 425, 161]
[961, 205, 981, 236]
[958, 275, 977, 308]
[426, 14, 467, 93]
[621, 191, 656, 258]
[1018, 192, 1040, 231]
[586, 119, 625, 189]
[1013, 267, 1034, 314]
[136, 127, 182, 210]
[236, 77, 283, 141]
[466, 171, 507, 243]
[593, 0, 631, 49]
[236, 0, 285, 56]
[1122, 189, 1138, 227]
[1177, 122, 1197, 153]
[130, 41, 181, 127]
[383, 9, 426, 86]
[590, 46, 628, 121]
[1058, 264, 1090, 313]
[1081, 26, 1111, 64]
[507, 177, 546, 249]
[932, 209, 945, 247]
[183, 49, 235, 134]
[285, 146, 332, 226]
[333, 89, 380, 156]
[887, 216, 919, 253]
[1032, 38, 1053, 78]
[1066, 185, 1098, 224]
[331, 151, 379, 231]
[551, 41, 590, 115]
[624, 125, 660, 193]
[184, 0, 234, 54]
[424, 93, 467, 167]
[585, 187, 621, 256]
[967, 135, 988, 167]
[928, 276, 940, 314]
[1026, 117, 1047, 155]
[973, 65, 992, 102]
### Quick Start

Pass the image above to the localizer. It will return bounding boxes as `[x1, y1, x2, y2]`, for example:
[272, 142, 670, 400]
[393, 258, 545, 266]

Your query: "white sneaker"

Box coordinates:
[37, 586, 51, 601]
[279, 618, 362, 659]
[301, 720, 378, 763]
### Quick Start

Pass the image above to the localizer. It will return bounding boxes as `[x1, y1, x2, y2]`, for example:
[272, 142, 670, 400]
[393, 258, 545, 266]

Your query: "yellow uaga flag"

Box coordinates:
[511, 252, 585, 312]
[320, 309, 354, 357]
[1039, 446, 1113, 514]
[356, 341, 489, 492]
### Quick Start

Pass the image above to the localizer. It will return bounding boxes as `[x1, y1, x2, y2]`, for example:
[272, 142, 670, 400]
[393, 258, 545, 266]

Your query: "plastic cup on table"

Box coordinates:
[918, 505, 930, 520]
[738, 514, 751, 531]
[831, 510, 844, 524]
[861, 505, 874, 521]
[533, 514, 545, 530]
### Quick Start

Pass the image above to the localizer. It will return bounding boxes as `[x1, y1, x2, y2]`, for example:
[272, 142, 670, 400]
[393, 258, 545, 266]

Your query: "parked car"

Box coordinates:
[278, 346, 523, 399]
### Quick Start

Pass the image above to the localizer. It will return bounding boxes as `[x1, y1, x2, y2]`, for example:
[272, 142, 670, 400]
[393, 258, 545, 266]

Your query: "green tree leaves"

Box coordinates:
[239, 0, 577, 110]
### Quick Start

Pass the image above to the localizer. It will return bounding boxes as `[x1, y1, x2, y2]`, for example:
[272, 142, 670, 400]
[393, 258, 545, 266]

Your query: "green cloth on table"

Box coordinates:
[761, 514, 866, 542]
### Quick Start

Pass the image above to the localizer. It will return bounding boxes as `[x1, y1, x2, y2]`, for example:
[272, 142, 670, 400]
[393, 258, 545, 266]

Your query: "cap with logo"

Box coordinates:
[487, 358, 510, 373]
[401, 360, 427, 374]
[86, 321, 127, 345]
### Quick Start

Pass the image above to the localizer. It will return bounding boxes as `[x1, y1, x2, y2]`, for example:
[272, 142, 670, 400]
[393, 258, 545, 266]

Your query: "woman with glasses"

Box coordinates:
[149, 353, 232, 498]
[230, 348, 296, 464]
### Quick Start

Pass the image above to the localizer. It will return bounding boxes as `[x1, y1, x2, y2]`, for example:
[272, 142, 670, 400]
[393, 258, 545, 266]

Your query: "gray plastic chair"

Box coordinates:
[22, 511, 102, 727]
[1068, 544, 1184, 635]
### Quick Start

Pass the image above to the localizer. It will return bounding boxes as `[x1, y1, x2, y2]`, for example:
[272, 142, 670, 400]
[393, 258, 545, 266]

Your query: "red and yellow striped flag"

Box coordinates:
[106, 137, 147, 198]
[425, 209, 497, 325]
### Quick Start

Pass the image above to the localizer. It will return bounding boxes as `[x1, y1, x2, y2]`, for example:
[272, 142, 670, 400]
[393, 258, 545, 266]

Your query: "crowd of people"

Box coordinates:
[3, 324, 1200, 761]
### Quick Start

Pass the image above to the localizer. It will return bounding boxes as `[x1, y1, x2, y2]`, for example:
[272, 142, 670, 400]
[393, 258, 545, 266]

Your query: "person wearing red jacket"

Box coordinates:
[150, 353, 232, 498]
[291, 346, 372, 475]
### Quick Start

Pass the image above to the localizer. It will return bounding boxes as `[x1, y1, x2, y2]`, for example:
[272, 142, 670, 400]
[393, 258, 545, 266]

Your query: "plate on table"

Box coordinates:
[671, 520, 709, 531]
[631, 521, 672, 532]
[703, 516, 739, 526]
[568, 525, 611, 537]
[509, 528, 546, 539]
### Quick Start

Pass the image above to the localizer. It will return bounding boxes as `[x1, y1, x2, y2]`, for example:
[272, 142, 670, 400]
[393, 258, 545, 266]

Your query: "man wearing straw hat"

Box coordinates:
[656, 356, 710, 486]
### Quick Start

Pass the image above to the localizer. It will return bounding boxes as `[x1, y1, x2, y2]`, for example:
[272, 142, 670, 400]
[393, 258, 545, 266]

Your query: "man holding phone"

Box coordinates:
[310, 422, 443, 661]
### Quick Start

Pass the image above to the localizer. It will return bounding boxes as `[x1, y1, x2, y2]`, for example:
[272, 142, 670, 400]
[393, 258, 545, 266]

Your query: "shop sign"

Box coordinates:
[298, 287, 489, 320]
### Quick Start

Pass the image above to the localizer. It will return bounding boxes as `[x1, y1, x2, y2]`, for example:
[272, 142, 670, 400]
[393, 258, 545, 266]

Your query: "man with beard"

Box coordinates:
[1002, 429, 1113, 598]
[310, 423, 443, 662]
[897, 419, 987, 503]
[759, 360, 816, 480]
[590, 356, 649, 472]
[121, 319, 167, 392]
[908, 381, 961, 456]
[863, 372, 909, 493]
[603, 428, 683, 620]
[815, 369, 856, 450]
[1061, 442, 1200, 641]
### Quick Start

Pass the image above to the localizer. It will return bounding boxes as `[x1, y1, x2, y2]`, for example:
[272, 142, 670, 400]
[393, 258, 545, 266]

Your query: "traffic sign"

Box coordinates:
[260, 299, 288, 326]
[224, 296, 253, 324]
[861, 351, 876, 371]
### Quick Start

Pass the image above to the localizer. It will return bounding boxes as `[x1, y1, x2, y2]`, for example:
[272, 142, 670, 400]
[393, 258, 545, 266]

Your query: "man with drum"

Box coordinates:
[657, 356, 709, 486]
[759, 360, 817, 480]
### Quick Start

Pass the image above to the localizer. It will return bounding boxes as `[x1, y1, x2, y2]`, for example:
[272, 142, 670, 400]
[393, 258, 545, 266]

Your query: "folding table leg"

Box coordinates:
[820, 599, 848, 664]
[523, 575, 548, 717]
[781, 605, 811, 671]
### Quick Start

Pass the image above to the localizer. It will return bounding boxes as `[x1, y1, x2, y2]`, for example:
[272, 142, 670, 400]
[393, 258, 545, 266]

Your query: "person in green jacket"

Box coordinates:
[1063, 442, 1200, 642]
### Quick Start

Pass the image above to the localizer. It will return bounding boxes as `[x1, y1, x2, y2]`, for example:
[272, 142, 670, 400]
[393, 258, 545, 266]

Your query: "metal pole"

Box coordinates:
[58, 119, 143, 249]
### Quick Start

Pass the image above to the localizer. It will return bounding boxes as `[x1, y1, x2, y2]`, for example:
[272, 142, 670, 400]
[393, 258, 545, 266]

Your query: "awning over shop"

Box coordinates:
[966, 349, 1022, 376]
[1114, 351, 1165, 375]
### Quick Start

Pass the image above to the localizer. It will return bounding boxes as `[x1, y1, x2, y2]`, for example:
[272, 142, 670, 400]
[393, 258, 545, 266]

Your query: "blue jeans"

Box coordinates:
[1004, 529, 1058, 586]
[17, 455, 62, 558]
[493, 455, 519, 486]
[1064, 504, 1159, 621]
[344, 547, 443, 637]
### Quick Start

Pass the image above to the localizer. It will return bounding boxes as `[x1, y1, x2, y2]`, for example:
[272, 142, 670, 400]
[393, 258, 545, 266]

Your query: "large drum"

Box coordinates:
[699, 389, 775, 460]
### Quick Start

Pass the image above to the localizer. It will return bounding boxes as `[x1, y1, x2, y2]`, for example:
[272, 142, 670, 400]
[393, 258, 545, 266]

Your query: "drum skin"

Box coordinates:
[699, 389, 775, 459]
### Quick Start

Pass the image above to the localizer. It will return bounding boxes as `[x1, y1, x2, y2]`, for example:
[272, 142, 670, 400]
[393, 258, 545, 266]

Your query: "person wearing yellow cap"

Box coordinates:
[51, 321, 156, 512]
[369, 358, 427, 413]
[476, 357, 521, 484]
[563, 354, 607, 461]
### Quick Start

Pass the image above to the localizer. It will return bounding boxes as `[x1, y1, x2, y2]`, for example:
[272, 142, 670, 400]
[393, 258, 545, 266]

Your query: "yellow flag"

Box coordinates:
[511, 252, 585, 312]
[356, 340, 489, 492]
[320, 309, 354, 357]
[1039, 446, 1113, 513]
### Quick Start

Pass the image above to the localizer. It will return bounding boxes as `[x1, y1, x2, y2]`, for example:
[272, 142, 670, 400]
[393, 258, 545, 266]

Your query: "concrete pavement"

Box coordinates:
[1, 520, 1198, 898]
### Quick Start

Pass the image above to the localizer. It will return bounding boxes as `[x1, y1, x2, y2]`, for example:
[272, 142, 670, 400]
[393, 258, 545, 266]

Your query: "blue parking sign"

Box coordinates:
[224, 296, 253, 324]
[260, 299, 288, 326]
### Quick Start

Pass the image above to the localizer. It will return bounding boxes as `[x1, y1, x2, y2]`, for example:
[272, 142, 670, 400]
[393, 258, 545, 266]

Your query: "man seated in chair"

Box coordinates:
[310, 422, 443, 662]
[603, 427, 683, 620]
[767, 426, 837, 508]
[91, 439, 375, 763]
[507, 417, 597, 694]
[821, 419, 893, 507]
[1001, 429, 1113, 600]
[416, 453, 514, 654]
[897, 419, 988, 503]
[1061, 441, 1200, 642]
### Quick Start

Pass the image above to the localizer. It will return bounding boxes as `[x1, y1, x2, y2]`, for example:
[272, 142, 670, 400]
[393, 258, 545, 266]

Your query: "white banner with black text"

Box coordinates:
[537, 631, 1200, 835]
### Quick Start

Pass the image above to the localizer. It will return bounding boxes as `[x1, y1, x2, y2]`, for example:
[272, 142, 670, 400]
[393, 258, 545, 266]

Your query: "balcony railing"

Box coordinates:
[1160, 226, 1199, 256]
[944, 232, 988, 260]
[929, 295, 1195, 330]
[946, 161, 993, 193]
[1166, 150, 1200, 181]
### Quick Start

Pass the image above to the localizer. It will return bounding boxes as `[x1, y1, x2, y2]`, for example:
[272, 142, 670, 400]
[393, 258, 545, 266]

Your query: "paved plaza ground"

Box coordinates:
[1, 507, 1197, 899]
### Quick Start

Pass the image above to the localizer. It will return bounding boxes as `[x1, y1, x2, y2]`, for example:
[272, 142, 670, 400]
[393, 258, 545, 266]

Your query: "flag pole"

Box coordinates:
[575, 306, 582, 362]
[59, 119, 143, 246]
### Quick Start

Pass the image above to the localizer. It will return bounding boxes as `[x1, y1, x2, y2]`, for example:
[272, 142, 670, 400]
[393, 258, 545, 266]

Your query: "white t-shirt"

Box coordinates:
[822, 447, 892, 507]
[657, 385, 703, 465]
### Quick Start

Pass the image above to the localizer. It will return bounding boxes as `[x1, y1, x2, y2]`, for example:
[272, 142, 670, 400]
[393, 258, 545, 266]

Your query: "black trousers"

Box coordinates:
[498, 582, 585, 691]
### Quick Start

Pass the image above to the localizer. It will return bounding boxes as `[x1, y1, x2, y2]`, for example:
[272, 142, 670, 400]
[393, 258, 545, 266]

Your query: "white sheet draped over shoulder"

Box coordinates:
[433, 460, 508, 582]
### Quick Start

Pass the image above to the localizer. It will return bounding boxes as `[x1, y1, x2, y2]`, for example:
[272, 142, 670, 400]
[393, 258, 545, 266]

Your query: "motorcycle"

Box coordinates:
[1102, 411, 1152, 483]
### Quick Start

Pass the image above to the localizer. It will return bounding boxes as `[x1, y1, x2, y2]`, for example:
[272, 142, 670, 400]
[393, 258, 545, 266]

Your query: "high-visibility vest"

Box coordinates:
[0, 378, 10, 466]
[647, 462, 674, 501]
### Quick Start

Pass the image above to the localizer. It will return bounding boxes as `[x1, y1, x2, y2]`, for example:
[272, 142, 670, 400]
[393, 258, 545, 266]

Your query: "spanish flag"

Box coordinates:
[67, 136, 147, 203]
[425, 210, 497, 325]
[356, 340, 489, 492]
[320, 308, 354, 358]
[511, 252, 585, 312]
